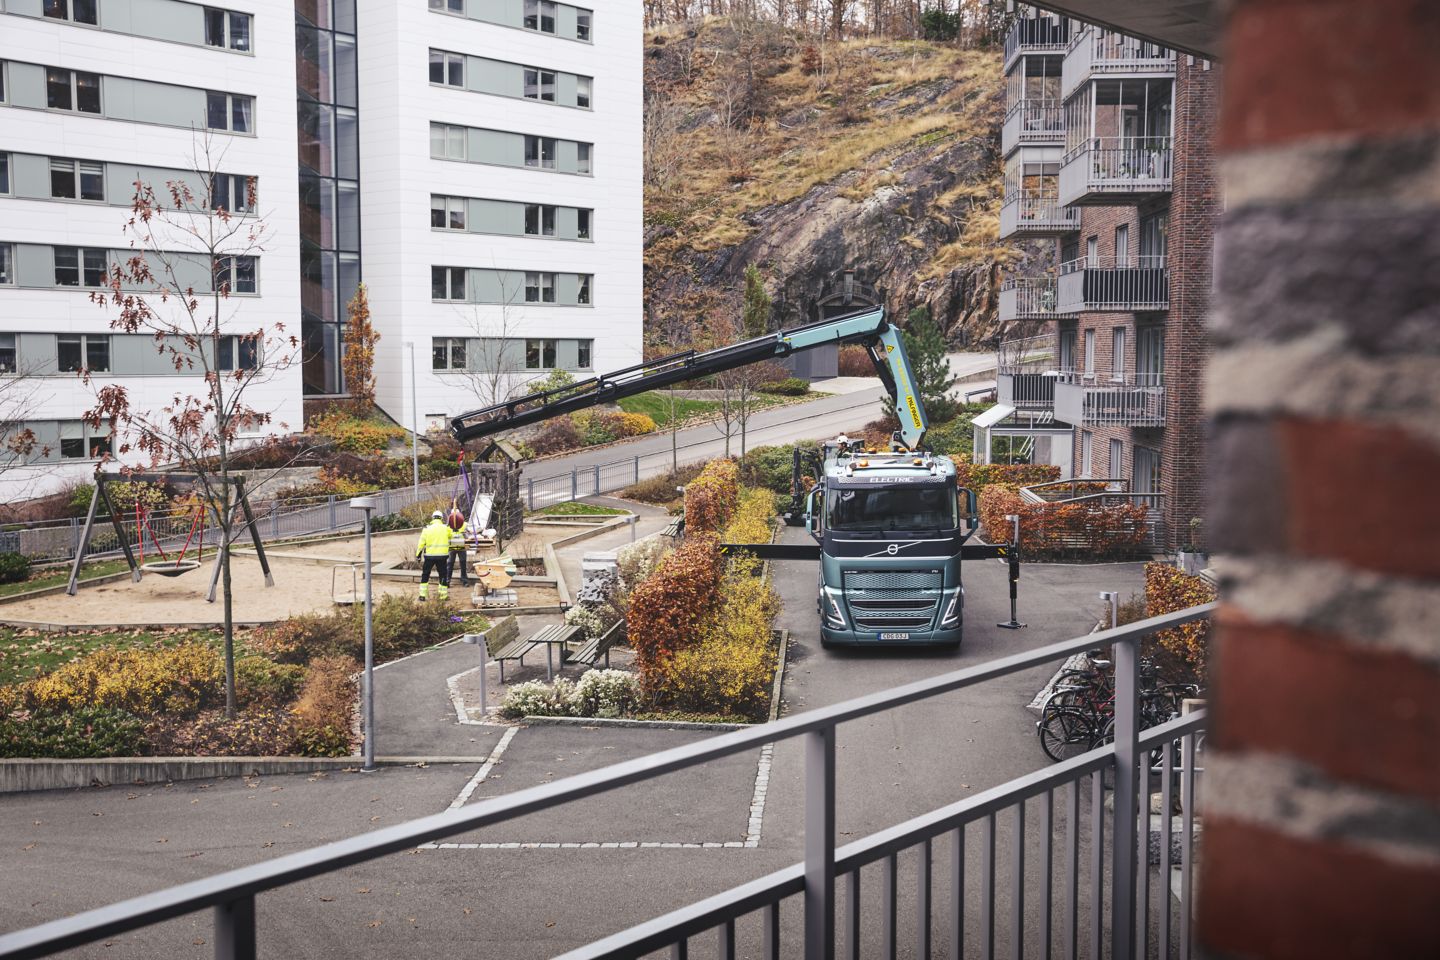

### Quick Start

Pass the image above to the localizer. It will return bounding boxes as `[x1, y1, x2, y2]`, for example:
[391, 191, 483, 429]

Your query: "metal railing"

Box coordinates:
[1057, 255, 1170, 312]
[1002, 98, 1064, 153]
[1003, 15, 1072, 71]
[0, 604, 1213, 960]
[1054, 372, 1167, 428]
[1020, 478, 1167, 551]
[1062, 26, 1174, 98]
[998, 372, 1057, 410]
[999, 277, 1070, 322]
[998, 191, 1079, 239]
[1059, 137, 1173, 204]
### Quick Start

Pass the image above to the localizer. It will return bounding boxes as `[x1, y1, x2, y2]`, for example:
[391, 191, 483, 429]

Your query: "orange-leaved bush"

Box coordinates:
[955, 462, 1060, 496]
[625, 535, 724, 692]
[979, 485, 1150, 560]
[683, 458, 740, 535]
[1143, 562, 1216, 684]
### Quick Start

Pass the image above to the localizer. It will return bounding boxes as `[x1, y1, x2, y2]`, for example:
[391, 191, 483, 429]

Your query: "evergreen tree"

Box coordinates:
[883, 306, 958, 425]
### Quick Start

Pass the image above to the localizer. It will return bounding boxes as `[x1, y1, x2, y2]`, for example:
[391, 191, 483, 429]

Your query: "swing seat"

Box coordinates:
[142, 560, 201, 577]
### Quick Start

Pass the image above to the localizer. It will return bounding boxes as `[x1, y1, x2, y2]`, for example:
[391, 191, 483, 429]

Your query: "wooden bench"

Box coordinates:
[567, 618, 625, 670]
[483, 615, 535, 683]
[662, 517, 684, 538]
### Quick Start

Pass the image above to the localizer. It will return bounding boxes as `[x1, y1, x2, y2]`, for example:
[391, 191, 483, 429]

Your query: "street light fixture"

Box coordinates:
[350, 495, 379, 771]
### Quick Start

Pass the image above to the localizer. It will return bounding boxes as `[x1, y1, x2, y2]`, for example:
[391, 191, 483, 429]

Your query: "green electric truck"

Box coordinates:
[450, 306, 1004, 648]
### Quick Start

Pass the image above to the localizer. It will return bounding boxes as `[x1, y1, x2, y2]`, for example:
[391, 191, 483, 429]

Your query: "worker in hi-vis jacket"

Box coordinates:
[415, 510, 452, 601]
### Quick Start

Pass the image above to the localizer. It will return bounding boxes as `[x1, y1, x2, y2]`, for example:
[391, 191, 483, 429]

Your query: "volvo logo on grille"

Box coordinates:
[886, 543, 899, 555]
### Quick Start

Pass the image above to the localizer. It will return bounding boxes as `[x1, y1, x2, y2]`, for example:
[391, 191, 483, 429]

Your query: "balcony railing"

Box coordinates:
[1059, 137, 1173, 204]
[999, 277, 1074, 322]
[999, 191, 1080, 239]
[1002, 98, 1064, 154]
[0, 606, 1214, 960]
[1003, 15, 1072, 71]
[1057, 255, 1170, 312]
[1055, 371, 1168, 428]
[1062, 26, 1175, 98]
[997, 371, 1056, 410]
[1020, 477, 1167, 550]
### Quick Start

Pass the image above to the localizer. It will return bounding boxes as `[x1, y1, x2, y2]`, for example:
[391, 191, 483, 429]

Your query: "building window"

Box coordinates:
[54, 247, 107, 287]
[1136, 326, 1164, 386]
[0, 244, 12, 286]
[43, 0, 97, 25]
[431, 195, 466, 231]
[0, 334, 15, 373]
[524, 0, 557, 33]
[58, 420, 110, 460]
[524, 272, 555, 303]
[1085, 235, 1098, 266]
[1058, 329, 1076, 372]
[1112, 327, 1127, 380]
[576, 76, 591, 108]
[57, 333, 109, 373]
[1115, 223, 1129, 265]
[525, 338, 557, 369]
[1140, 210, 1168, 263]
[576, 143, 592, 174]
[430, 51, 465, 87]
[577, 208, 591, 240]
[1109, 439, 1124, 478]
[432, 337, 467, 371]
[50, 158, 105, 202]
[577, 275, 590, 305]
[430, 123, 467, 160]
[577, 339, 592, 368]
[523, 68, 557, 102]
[576, 10, 592, 41]
[204, 8, 252, 51]
[1, 153, 12, 195]
[206, 92, 253, 133]
[47, 68, 101, 114]
[212, 173, 254, 213]
[429, 0, 466, 13]
[1080, 430, 1093, 477]
[1083, 329, 1096, 377]
[524, 204, 556, 236]
[524, 136, 557, 169]
[217, 335, 259, 371]
[431, 266, 466, 301]
[214, 255, 257, 294]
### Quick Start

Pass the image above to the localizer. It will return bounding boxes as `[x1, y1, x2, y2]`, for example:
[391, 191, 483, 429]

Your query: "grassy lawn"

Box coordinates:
[0, 626, 221, 688]
[530, 502, 630, 517]
[0, 559, 135, 600]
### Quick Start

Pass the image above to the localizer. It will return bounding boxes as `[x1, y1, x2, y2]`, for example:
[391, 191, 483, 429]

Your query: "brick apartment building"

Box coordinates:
[987, 8, 1219, 551]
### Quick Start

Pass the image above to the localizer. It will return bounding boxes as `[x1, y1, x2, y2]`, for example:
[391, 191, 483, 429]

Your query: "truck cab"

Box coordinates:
[807, 442, 978, 647]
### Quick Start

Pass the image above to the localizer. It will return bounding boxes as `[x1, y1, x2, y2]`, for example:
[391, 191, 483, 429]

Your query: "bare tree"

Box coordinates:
[455, 276, 529, 412]
[84, 134, 299, 719]
[644, 96, 687, 193]
[0, 369, 48, 502]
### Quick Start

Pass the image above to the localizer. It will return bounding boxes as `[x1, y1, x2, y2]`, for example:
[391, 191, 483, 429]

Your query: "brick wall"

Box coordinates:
[1200, 0, 1440, 955]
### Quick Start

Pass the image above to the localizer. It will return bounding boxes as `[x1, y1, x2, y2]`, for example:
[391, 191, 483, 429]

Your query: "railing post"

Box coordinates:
[805, 726, 836, 960]
[634, 456, 640, 484]
[1111, 634, 1139, 960]
[528, 478, 535, 511]
[594, 463, 601, 495]
[383, 490, 392, 516]
[213, 895, 256, 960]
[571, 468, 578, 501]
[328, 495, 336, 530]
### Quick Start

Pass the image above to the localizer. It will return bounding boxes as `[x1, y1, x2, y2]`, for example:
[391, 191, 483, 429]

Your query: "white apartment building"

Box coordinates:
[0, 0, 643, 499]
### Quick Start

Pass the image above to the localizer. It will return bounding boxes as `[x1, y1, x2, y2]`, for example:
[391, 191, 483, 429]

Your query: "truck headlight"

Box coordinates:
[940, 592, 961, 627]
[824, 591, 846, 628]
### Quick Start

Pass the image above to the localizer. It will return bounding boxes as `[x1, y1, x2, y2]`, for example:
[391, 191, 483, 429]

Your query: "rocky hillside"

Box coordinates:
[644, 19, 1038, 348]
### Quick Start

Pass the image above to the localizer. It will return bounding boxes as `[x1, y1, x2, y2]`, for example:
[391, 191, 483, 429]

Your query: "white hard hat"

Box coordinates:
[431, 510, 444, 519]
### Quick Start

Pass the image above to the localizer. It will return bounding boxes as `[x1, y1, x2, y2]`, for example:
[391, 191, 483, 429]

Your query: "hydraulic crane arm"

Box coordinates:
[450, 306, 931, 449]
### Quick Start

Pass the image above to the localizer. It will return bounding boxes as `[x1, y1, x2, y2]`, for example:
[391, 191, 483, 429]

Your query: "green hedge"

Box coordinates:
[0, 707, 146, 759]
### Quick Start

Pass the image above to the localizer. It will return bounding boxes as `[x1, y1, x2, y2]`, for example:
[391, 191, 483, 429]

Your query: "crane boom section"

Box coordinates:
[449, 307, 930, 448]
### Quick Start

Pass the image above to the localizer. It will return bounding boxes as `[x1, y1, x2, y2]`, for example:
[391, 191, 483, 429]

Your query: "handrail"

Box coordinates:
[0, 604, 1215, 960]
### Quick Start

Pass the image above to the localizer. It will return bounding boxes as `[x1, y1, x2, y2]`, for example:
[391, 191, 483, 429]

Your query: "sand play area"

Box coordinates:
[0, 525, 592, 628]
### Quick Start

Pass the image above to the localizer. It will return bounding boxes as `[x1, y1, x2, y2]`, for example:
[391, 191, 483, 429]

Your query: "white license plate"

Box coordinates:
[879, 632, 910, 641]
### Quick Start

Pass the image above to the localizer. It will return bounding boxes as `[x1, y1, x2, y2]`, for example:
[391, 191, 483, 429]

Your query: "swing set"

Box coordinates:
[66, 471, 275, 601]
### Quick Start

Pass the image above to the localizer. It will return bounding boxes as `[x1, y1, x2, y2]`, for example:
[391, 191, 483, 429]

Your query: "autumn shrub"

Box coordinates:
[956, 462, 1060, 496]
[625, 535, 725, 688]
[859, 414, 901, 448]
[529, 417, 585, 455]
[683, 459, 741, 535]
[145, 708, 295, 757]
[979, 485, 1150, 560]
[360, 594, 476, 661]
[664, 557, 779, 720]
[23, 643, 224, 716]
[289, 655, 358, 757]
[1143, 562, 1216, 685]
[235, 656, 306, 708]
[0, 706, 146, 759]
[837, 344, 873, 377]
[621, 462, 705, 503]
[720, 487, 776, 545]
[757, 377, 810, 396]
[252, 612, 358, 665]
[739, 443, 818, 497]
[309, 410, 405, 454]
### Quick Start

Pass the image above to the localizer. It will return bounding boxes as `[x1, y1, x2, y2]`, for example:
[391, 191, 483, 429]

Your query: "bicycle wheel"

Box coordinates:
[1039, 707, 1096, 763]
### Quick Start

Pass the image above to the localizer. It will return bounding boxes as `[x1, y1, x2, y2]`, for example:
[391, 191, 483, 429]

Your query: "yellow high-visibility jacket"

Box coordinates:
[447, 516, 468, 552]
[416, 519, 452, 557]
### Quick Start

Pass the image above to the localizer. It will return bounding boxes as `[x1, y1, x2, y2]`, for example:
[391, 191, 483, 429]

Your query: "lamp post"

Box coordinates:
[350, 496, 379, 771]
[407, 341, 419, 491]
[997, 513, 1026, 629]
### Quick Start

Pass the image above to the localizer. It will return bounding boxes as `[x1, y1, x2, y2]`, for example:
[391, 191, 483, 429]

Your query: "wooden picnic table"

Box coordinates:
[529, 623, 582, 682]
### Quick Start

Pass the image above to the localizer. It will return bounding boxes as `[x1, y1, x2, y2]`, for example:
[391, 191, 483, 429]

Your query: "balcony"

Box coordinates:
[1057, 255, 1169, 312]
[1062, 26, 1175, 99]
[1055, 371, 1167, 427]
[1002, 98, 1065, 155]
[1003, 15, 1072, 72]
[1059, 136, 1173, 205]
[999, 190, 1080, 239]
[996, 334, 1058, 411]
[999, 277, 1074, 322]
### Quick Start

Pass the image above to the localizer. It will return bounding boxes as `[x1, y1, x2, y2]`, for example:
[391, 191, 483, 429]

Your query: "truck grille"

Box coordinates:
[848, 596, 939, 631]
[844, 570, 943, 592]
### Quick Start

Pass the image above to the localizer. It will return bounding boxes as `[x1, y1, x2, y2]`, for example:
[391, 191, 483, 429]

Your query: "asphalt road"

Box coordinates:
[0, 506, 1150, 960]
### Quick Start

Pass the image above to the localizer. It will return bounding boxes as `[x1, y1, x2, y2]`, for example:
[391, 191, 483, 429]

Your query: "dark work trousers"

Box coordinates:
[449, 549, 470, 585]
[420, 554, 450, 587]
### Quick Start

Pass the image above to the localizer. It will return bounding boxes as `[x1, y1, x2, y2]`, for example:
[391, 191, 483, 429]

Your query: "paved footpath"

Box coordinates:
[0, 513, 1144, 959]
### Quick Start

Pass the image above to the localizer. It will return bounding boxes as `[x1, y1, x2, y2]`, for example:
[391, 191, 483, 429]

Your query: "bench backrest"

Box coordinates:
[597, 617, 626, 650]
[483, 615, 520, 655]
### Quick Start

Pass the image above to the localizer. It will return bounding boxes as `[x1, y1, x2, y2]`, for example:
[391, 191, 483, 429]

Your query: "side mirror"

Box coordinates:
[958, 487, 979, 537]
[805, 489, 822, 541]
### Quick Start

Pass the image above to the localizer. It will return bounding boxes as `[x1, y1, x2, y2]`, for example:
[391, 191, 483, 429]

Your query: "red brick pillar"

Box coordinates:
[1200, 0, 1440, 956]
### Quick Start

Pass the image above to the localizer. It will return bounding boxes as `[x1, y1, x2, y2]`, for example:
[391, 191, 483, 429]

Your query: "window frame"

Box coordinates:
[429, 0, 467, 15]
[46, 67, 101, 114]
[1109, 438, 1124, 478]
[1111, 326, 1127, 381]
[204, 7, 253, 52]
[216, 334, 260, 372]
[50, 157, 105, 202]
[206, 91, 254, 134]
[0, 333, 16, 374]
[576, 339, 592, 369]
[523, 272, 555, 304]
[53, 246, 108, 288]
[0, 243, 13, 286]
[524, 136, 558, 170]
[1, 152, 13, 196]
[430, 195, 466, 231]
[431, 266, 467, 302]
[430, 123, 467, 160]
[576, 208, 591, 240]
[576, 9, 592, 42]
[525, 338, 558, 370]
[214, 255, 258, 295]
[577, 275, 590, 305]
[431, 336, 467, 371]
[575, 76, 591, 109]
[212, 173, 255, 214]
[576, 142, 592, 175]
[57, 333, 110, 373]
[43, 0, 98, 26]
[430, 50, 465, 88]
[56, 419, 111, 460]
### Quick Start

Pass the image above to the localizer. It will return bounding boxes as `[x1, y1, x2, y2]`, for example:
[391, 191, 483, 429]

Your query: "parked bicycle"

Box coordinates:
[1037, 650, 1200, 762]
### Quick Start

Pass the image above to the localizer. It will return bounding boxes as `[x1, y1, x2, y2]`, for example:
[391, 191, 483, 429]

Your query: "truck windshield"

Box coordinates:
[826, 484, 956, 532]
